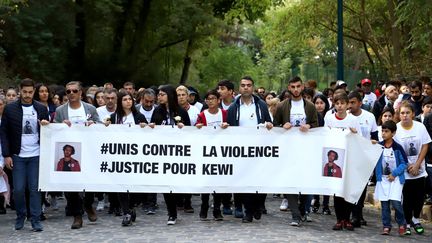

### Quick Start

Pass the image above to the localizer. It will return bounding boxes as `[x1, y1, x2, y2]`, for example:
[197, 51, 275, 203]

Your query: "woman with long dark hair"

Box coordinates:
[34, 83, 57, 122]
[313, 94, 330, 127]
[105, 91, 147, 226]
[150, 85, 191, 225]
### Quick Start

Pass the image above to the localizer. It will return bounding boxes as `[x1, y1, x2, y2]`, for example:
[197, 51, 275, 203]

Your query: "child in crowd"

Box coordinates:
[374, 120, 408, 236]
[324, 93, 361, 231]
[394, 101, 431, 235]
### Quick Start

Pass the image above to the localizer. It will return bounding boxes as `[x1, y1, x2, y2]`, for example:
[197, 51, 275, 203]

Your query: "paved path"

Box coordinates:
[0, 194, 431, 242]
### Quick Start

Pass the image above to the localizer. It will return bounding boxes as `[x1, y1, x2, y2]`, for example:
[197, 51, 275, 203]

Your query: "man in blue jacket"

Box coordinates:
[226, 76, 273, 223]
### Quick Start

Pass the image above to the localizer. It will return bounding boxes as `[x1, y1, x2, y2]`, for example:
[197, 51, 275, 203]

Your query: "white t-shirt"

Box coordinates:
[186, 105, 200, 126]
[139, 105, 154, 123]
[121, 113, 135, 125]
[204, 109, 223, 126]
[290, 99, 306, 127]
[324, 113, 361, 132]
[68, 102, 87, 124]
[377, 125, 384, 142]
[20, 105, 39, 157]
[97, 106, 115, 122]
[352, 109, 378, 139]
[374, 146, 403, 201]
[221, 101, 231, 111]
[363, 92, 377, 109]
[394, 121, 431, 179]
[239, 99, 258, 127]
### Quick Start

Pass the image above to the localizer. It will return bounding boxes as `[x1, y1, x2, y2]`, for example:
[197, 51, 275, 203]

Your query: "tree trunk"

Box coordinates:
[387, 0, 402, 76]
[179, 39, 193, 85]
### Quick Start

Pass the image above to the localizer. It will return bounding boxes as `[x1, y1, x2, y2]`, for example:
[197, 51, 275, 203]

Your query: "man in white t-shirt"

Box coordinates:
[177, 85, 200, 126]
[348, 90, 378, 227]
[97, 88, 117, 122]
[273, 76, 318, 226]
[361, 79, 377, 111]
[0, 78, 49, 231]
[136, 89, 156, 122]
[54, 81, 100, 230]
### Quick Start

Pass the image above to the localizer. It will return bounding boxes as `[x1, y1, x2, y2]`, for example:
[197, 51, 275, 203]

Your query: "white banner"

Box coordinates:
[39, 124, 382, 203]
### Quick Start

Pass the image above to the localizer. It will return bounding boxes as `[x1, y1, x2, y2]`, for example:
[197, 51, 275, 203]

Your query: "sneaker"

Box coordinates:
[405, 226, 412, 235]
[280, 199, 289, 211]
[413, 223, 424, 234]
[167, 216, 177, 225]
[223, 207, 233, 215]
[199, 210, 208, 221]
[290, 220, 300, 227]
[351, 219, 361, 228]
[332, 221, 343, 230]
[398, 225, 406, 236]
[234, 208, 244, 218]
[214, 212, 223, 221]
[381, 227, 391, 235]
[311, 206, 319, 213]
[31, 221, 43, 232]
[303, 213, 312, 222]
[242, 214, 253, 223]
[15, 217, 25, 230]
[122, 214, 132, 226]
[146, 208, 156, 215]
[322, 207, 331, 215]
[360, 218, 367, 226]
[184, 206, 194, 213]
[96, 201, 105, 211]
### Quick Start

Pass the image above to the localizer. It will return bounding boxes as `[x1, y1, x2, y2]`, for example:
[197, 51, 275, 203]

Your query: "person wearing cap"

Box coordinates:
[335, 80, 348, 92]
[361, 78, 377, 112]
[187, 86, 203, 111]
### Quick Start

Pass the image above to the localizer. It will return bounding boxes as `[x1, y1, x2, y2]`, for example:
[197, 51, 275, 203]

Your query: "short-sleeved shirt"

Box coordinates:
[394, 121, 432, 179]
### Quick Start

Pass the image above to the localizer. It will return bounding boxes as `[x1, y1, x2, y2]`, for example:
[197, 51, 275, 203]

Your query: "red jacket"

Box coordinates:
[57, 158, 81, 172]
[196, 109, 227, 126]
[323, 163, 342, 178]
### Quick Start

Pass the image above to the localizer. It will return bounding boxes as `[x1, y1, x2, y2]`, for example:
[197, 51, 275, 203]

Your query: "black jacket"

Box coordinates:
[226, 94, 272, 126]
[0, 100, 49, 157]
[150, 105, 191, 126]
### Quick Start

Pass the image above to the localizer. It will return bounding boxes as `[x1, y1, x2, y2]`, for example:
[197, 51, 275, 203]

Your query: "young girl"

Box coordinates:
[324, 93, 361, 231]
[377, 107, 395, 142]
[105, 91, 147, 226]
[394, 101, 431, 235]
[375, 120, 408, 236]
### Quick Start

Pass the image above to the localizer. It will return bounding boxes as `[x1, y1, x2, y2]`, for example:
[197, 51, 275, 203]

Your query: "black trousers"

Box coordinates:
[118, 192, 136, 214]
[65, 192, 95, 216]
[334, 196, 353, 221]
[403, 177, 426, 222]
[242, 193, 266, 216]
[201, 193, 222, 215]
[164, 193, 178, 218]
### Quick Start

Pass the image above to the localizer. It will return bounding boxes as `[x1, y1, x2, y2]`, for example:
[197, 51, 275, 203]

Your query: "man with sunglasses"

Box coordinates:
[54, 81, 100, 229]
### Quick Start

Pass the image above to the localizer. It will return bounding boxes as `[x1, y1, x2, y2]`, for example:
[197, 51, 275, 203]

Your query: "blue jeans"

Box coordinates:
[12, 155, 41, 223]
[381, 200, 406, 228]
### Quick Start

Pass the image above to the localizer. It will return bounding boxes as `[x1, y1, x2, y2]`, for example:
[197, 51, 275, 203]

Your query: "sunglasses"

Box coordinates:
[66, 89, 79, 94]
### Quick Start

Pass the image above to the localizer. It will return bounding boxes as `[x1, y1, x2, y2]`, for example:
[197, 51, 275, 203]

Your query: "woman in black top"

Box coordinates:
[150, 85, 191, 225]
[105, 91, 147, 226]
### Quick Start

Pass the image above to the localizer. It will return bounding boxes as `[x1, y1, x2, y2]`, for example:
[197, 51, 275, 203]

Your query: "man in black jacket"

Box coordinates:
[226, 76, 273, 223]
[0, 78, 49, 231]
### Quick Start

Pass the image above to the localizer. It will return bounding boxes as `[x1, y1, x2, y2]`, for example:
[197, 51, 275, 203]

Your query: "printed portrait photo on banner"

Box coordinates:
[322, 147, 345, 178]
[55, 142, 82, 172]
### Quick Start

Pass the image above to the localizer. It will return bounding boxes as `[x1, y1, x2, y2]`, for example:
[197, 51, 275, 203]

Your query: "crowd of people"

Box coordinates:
[0, 76, 431, 237]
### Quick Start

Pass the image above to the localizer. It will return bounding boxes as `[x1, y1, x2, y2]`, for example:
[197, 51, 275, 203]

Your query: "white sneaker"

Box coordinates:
[96, 201, 105, 211]
[167, 216, 177, 225]
[290, 220, 300, 226]
[280, 198, 289, 211]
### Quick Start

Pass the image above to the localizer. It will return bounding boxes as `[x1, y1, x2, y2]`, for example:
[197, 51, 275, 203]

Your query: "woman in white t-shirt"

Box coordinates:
[104, 91, 147, 227]
[394, 101, 431, 235]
